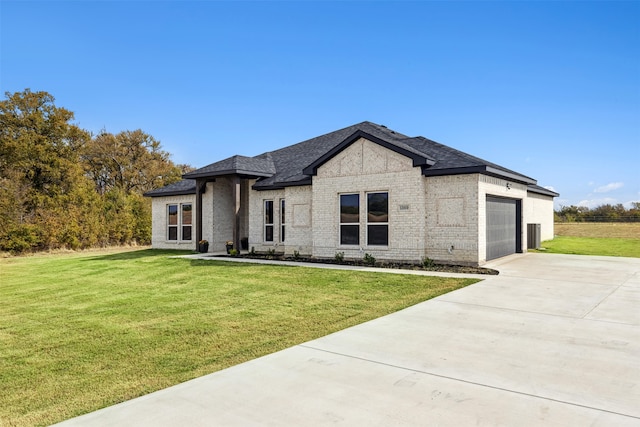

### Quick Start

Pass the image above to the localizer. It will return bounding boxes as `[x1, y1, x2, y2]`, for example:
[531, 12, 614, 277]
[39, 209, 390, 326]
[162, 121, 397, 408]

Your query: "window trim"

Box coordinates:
[167, 203, 193, 242]
[366, 192, 389, 246]
[280, 199, 286, 243]
[167, 204, 178, 241]
[264, 200, 274, 242]
[181, 203, 193, 242]
[339, 193, 360, 246]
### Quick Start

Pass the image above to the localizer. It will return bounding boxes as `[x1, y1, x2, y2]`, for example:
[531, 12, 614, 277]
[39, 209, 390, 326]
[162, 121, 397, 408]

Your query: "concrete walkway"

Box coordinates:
[54, 253, 640, 426]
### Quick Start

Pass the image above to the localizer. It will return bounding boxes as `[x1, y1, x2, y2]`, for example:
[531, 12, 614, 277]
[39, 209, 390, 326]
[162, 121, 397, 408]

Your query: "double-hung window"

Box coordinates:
[264, 200, 274, 242]
[280, 199, 286, 243]
[367, 192, 388, 246]
[168, 204, 178, 240]
[167, 203, 192, 241]
[340, 194, 360, 245]
[181, 204, 192, 241]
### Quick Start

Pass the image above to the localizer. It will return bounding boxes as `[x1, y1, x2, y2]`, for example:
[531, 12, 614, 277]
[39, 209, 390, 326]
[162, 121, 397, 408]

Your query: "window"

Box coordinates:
[340, 194, 359, 245]
[264, 200, 274, 242]
[167, 203, 193, 241]
[280, 199, 286, 243]
[367, 192, 388, 246]
[168, 204, 178, 241]
[181, 204, 192, 241]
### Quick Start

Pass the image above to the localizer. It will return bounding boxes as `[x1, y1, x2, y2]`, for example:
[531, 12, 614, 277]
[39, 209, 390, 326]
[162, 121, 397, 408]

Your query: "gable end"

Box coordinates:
[302, 130, 435, 176]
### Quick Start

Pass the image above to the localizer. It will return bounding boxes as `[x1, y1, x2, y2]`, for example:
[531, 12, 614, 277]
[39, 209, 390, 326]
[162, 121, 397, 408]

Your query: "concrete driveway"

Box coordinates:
[55, 253, 640, 426]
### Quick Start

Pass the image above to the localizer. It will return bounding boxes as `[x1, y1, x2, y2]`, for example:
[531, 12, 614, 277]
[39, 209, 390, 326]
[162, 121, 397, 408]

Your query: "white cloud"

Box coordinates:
[593, 182, 624, 193]
[577, 197, 617, 208]
[543, 185, 556, 192]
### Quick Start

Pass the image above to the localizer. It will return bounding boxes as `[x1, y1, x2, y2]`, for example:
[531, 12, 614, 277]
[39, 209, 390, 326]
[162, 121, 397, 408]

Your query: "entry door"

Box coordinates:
[486, 196, 520, 260]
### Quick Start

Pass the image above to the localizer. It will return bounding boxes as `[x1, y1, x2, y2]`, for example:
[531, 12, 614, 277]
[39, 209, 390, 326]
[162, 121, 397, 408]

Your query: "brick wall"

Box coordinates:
[248, 186, 285, 253]
[424, 174, 480, 265]
[151, 194, 197, 250]
[311, 138, 427, 261]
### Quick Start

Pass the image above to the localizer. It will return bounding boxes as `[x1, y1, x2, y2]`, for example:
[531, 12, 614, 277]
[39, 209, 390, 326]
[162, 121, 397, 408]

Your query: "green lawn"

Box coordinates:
[538, 236, 640, 257]
[0, 249, 477, 426]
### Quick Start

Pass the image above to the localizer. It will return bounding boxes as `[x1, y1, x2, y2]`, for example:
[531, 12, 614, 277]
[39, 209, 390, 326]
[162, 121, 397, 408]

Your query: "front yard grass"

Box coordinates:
[0, 249, 478, 426]
[538, 235, 640, 257]
[536, 222, 640, 257]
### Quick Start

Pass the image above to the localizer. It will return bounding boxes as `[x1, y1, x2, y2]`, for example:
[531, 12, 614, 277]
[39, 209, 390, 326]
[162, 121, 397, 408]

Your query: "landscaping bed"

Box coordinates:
[219, 252, 499, 275]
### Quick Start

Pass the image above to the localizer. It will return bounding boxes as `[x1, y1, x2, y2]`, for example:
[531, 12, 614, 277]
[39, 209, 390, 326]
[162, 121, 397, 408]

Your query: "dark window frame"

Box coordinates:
[339, 193, 360, 246]
[280, 199, 286, 243]
[367, 192, 389, 246]
[167, 203, 193, 242]
[264, 200, 274, 242]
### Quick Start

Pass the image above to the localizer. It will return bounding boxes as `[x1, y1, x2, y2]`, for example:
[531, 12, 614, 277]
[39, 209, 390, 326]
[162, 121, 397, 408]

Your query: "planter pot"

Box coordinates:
[198, 243, 209, 253]
[226, 244, 233, 254]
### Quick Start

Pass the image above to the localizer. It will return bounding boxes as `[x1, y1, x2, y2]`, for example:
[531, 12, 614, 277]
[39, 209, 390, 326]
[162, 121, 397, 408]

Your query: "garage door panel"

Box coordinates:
[486, 197, 517, 260]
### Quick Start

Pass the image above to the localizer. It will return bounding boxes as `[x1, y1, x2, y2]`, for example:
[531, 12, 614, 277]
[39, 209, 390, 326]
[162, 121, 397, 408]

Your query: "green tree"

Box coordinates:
[1, 89, 191, 253]
[81, 129, 183, 195]
[0, 89, 92, 252]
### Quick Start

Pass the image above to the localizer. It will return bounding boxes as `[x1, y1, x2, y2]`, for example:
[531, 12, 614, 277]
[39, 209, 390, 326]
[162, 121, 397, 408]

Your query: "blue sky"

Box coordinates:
[1, 1, 639, 209]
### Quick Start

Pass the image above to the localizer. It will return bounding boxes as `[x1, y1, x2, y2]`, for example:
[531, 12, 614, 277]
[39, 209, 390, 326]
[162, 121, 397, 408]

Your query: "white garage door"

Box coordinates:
[486, 196, 519, 260]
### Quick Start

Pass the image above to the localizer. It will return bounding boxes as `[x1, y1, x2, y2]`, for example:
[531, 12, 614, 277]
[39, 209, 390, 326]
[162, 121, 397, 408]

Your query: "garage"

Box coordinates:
[486, 196, 522, 260]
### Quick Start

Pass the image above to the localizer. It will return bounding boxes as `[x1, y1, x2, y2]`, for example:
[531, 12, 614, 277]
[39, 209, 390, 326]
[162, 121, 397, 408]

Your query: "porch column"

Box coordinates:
[232, 176, 241, 252]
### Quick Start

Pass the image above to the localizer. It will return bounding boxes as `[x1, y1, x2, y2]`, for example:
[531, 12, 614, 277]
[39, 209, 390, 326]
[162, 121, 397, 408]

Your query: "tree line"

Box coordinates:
[0, 89, 190, 253]
[555, 203, 640, 223]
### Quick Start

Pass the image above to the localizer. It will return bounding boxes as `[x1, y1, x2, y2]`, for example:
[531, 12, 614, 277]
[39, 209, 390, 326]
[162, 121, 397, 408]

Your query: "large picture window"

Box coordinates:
[340, 194, 360, 245]
[367, 192, 388, 246]
[264, 200, 274, 242]
[167, 203, 193, 241]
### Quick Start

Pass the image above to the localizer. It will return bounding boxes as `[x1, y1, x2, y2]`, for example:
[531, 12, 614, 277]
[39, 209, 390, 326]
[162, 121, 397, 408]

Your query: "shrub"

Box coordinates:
[363, 253, 376, 266]
[422, 256, 435, 268]
[293, 250, 300, 260]
[334, 251, 345, 263]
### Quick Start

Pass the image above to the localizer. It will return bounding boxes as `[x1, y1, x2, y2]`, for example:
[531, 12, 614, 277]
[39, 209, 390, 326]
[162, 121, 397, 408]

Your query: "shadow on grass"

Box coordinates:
[188, 258, 297, 268]
[85, 249, 194, 261]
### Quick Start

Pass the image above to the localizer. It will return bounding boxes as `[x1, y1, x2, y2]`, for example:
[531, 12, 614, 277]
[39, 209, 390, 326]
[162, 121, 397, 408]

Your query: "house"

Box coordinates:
[144, 122, 558, 266]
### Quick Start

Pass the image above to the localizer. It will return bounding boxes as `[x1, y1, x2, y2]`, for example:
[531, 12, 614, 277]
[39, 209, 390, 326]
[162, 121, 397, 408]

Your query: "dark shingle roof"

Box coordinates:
[146, 121, 557, 197]
[143, 179, 196, 197]
[183, 154, 276, 179]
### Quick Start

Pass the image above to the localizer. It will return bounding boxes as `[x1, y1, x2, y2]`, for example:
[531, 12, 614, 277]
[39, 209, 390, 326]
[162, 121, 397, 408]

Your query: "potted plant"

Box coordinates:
[225, 240, 234, 254]
[198, 240, 209, 253]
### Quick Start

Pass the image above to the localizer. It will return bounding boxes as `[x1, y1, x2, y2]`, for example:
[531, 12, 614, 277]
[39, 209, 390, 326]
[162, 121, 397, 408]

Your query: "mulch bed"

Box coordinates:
[216, 253, 499, 275]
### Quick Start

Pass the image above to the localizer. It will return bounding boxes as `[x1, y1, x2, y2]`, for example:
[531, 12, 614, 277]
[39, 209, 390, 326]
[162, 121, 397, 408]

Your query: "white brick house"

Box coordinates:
[145, 122, 558, 266]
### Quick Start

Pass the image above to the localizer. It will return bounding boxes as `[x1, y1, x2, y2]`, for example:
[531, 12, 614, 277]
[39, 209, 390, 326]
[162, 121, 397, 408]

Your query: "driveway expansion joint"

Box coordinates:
[298, 344, 640, 421]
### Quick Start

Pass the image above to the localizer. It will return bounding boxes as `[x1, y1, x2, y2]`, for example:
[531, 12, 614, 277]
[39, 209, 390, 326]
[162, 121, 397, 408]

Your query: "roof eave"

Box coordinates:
[252, 177, 312, 191]
[422, 166, 537, 185]
[527, 186, 560, 197]
[144, 188, 196, 198]
[183, 169, 274, 180]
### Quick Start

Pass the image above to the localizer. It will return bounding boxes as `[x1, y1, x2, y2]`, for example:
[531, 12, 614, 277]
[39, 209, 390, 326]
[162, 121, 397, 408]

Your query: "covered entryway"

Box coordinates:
[486, 196, 522, 260]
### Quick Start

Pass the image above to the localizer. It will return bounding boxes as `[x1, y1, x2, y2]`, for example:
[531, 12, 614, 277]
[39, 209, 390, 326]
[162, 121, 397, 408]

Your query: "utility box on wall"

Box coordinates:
[527, 223, 541, 249]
